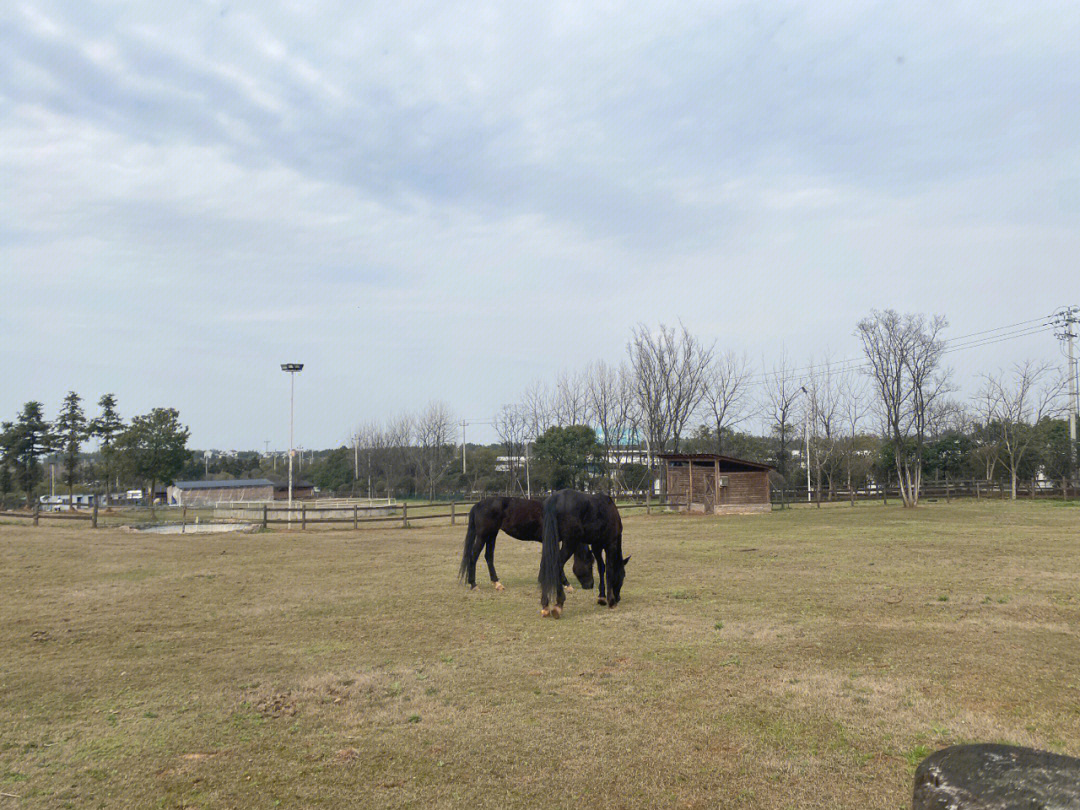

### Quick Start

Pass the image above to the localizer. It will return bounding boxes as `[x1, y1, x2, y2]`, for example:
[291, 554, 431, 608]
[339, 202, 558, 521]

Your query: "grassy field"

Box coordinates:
[2, 501, 1078, 809]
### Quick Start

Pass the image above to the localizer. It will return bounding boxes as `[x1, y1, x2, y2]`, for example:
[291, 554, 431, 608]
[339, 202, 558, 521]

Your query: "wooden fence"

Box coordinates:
[0, 502, 99, 527]
[771, 479, 1078, 505]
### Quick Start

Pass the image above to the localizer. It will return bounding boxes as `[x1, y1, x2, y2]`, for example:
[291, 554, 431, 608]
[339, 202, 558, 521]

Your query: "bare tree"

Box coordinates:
[805, 360, 843, 503]
[584, 360, 640, 493]
[414, 401, 457, 501]
[627, 322, 714, 470]
[762, 353, 800, 486]
[856, 310, 951, 507]
[970, 385, 1002, 495]
[553, 370, 589, 426]
[352, 420, 387, 500]
[840, 372, 871, 504]
[701, 351, 752, 455]
[980, 361, 1065, 499]
[521, 381, 556, 439]
[384, 413, 413, 500]
[494, 403, 528, 494]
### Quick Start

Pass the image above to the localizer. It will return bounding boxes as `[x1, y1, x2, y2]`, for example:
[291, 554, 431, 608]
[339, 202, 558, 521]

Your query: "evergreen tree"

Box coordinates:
[90, 394, 124, 504]
[7, 402, 52, 506]
[54, 391, 87, 506]
[115, 408, 190, 505]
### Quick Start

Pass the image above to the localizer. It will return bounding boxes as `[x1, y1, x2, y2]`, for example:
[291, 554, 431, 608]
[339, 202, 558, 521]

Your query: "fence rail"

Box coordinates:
[0, 503, 98, 526]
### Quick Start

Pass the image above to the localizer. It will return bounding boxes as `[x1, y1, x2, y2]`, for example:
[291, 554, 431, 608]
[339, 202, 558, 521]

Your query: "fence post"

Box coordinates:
[182, 506, 187, 534]
[646, 489, 651, 515]
[33, 500, 39, 526]
[302, 504, 307, 530]
[353, 504, 358, 530]
[262, 504, 268, 530]
[451, 502, 456, 526]
[92, 501, 98, 529]
[402, 502, 408, 528]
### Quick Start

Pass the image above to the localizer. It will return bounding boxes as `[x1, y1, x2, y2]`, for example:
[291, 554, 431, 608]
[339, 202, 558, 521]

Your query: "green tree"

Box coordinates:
[6, 402, 52, 506]
[90, 394, 124, 504]
[532, 425, 600, 490]
[115, 408, 190, 505]
[54, 391, 87, 507]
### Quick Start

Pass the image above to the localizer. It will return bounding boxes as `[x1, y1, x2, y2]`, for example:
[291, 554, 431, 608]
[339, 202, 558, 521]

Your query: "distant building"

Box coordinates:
[658, 453, 773, 514]
[39, 494, 96, 511]
[168, 479, 276, 506]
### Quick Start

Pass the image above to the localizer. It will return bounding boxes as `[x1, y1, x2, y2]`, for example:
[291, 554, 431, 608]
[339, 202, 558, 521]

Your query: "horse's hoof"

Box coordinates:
[494, 581, 505, 592]
[540, 607, 550, 618]
[608, 600, 617, 609]
[550, 605, 562, 619]
[565, 585, 574, 594]
[597, 597, 607, 605]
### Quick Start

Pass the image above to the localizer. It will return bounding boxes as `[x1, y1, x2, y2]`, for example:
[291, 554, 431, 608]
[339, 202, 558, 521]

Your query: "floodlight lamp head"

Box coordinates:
[281, 363, 304, 372]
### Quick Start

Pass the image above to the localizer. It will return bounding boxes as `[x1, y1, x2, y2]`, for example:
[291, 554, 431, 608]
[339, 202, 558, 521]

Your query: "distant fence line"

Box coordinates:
[3, 481, 1074, 531]
[771, 478, 1077, 504]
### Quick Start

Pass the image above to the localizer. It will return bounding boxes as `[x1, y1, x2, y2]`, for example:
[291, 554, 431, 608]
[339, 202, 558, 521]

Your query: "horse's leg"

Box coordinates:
[595, 547, 607, 605]
[485, 537, 504, 591]
[467, 531, 487, 589]
[560, 567, 574, 594]
[605, 546, 619, 608]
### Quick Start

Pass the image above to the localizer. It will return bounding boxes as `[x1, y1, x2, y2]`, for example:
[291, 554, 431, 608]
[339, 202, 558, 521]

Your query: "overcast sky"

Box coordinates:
[3, 1, 1078, 449]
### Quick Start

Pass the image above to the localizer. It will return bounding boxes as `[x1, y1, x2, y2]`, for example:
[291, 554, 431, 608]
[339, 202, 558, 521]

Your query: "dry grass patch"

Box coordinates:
[0, 500, 1078, 808]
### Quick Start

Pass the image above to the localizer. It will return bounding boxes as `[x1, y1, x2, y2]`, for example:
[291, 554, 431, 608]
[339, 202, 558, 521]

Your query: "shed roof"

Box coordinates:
[172, 478, 275, 490]
[656, 453, 773, 472]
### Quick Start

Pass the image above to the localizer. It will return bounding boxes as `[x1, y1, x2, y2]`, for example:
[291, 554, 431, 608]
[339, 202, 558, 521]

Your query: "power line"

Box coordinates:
[746, 313, 1059, 388]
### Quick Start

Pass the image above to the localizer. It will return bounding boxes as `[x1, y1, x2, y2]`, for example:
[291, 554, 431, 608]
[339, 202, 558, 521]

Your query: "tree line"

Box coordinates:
[4, 309, 1074, 508]
[0, 394, 190, 509]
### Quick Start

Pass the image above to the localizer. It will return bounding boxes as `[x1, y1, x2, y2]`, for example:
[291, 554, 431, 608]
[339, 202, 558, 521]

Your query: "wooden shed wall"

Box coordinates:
[664, 462, 770, 514]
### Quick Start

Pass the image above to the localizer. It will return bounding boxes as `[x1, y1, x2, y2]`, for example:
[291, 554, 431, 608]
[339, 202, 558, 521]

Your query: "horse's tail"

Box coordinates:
[458, 505, 477, 582]
[539, 494, 563, 605]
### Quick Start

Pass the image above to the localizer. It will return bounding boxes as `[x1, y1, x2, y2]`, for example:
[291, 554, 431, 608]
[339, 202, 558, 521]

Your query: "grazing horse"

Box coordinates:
[539, 489, 628, 619]
[459, 496, 594, 591]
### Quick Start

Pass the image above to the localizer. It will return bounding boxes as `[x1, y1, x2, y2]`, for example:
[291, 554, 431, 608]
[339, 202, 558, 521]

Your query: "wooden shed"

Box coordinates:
[658, 453, 773, 514]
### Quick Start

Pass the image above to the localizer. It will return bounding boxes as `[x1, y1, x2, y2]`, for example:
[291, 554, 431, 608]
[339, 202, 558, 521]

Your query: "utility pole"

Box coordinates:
[460, 420, 467, 475]
[1055, 307, 1079, 488]
[525, 439, 531, 499]
[800, 386, 811, 503]
[281, 363, 304, 528]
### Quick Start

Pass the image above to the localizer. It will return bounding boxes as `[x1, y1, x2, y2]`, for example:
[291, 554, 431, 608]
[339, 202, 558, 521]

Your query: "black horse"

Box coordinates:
[539, 489, 628, 618]
[459, 496, 594, 591]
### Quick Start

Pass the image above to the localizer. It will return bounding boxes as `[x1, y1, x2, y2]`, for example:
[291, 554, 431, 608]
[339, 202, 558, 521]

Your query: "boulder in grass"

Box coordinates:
[913, 743, 1080, 809]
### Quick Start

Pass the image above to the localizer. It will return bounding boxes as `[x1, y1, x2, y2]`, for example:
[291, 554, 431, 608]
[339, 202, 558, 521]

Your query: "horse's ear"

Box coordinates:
[623, 555, 631, 566]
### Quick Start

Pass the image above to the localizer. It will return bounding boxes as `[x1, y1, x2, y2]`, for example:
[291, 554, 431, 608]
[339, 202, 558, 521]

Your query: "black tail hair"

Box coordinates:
[539, 495, 563, 605]
[458, 506, 477, 582]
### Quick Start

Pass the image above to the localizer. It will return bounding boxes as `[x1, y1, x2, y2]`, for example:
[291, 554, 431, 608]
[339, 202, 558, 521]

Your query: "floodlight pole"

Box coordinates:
[281, 364, 304, 527]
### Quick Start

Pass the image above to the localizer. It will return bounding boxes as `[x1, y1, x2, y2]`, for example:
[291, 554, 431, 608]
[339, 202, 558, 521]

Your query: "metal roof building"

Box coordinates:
[167, 478, 276, 506]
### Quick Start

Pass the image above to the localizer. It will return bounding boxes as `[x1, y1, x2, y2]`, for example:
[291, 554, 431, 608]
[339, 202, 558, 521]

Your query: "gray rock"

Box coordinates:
[914, 744, 1080, 809]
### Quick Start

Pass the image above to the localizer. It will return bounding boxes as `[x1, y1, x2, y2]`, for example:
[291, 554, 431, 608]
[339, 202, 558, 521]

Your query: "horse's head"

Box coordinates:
[572, 547, 595, 590]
